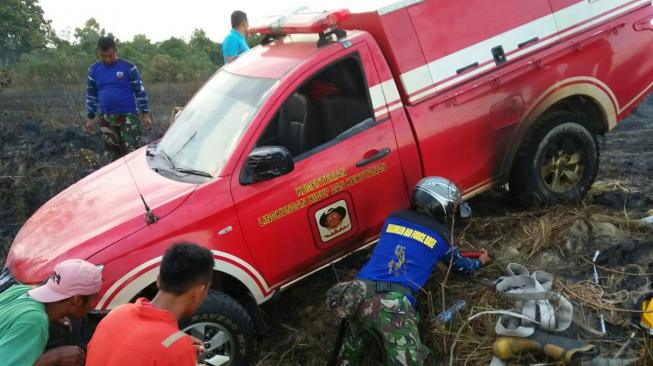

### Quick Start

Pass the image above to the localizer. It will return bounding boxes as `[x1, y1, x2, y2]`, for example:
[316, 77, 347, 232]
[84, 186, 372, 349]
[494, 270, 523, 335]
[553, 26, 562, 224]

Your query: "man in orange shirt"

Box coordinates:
[86, 242, 214, 365]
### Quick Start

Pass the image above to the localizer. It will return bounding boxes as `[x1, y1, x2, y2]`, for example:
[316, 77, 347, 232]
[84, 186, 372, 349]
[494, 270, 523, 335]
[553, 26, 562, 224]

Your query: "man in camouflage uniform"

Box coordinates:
[85, 36, 152, 160]
[327, 177, 492, 365]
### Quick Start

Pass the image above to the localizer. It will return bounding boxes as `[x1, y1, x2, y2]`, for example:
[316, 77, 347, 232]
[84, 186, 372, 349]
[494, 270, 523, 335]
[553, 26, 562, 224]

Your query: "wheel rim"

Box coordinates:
[539, 134, 586, 193]
[182, 322, 234, 366]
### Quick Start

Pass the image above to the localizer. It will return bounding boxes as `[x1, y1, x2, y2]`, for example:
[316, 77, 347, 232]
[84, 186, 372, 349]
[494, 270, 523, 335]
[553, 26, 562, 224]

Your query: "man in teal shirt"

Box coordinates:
[0, 259, 102, 366]
[222, 10, 250, 63]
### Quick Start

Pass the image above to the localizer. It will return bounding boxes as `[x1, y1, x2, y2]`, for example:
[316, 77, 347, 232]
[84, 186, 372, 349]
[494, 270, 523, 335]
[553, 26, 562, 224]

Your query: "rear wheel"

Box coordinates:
[510, 111, 599, 205]
[180, 290, 256, 366]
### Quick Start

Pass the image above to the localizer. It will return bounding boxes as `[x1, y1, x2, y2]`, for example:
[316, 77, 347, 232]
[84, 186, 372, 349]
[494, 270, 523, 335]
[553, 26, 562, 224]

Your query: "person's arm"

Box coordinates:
[128, 64, 152, 129]
[163, 340, 197, 366]
[222, 36, 239, 63]
[441, 247, 484, 274]
[34, 346, 85, 366]
[85, 66, 98, 133]
[0, 320, 48, 366]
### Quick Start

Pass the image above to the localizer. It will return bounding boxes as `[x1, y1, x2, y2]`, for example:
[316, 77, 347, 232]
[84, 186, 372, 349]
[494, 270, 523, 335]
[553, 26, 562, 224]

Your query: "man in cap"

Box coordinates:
[327, 177, 492, 365]
[0, 259, 102, 366]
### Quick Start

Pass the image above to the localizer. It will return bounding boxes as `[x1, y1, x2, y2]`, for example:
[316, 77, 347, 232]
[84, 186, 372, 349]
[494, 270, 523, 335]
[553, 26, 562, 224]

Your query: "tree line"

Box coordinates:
[0, 0, 260, 86]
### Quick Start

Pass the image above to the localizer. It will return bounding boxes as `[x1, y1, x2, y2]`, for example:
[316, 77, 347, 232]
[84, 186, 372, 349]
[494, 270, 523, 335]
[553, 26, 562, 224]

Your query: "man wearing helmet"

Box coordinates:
[328, 177, 492, 365]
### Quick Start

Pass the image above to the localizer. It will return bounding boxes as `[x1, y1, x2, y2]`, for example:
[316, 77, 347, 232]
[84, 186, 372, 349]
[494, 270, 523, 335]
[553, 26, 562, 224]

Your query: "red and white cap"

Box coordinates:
[28, 259, 102, 303]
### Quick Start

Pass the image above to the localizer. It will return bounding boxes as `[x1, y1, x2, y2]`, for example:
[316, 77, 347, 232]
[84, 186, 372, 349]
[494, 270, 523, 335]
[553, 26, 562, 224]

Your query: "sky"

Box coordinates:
[39, 0, 389, 43]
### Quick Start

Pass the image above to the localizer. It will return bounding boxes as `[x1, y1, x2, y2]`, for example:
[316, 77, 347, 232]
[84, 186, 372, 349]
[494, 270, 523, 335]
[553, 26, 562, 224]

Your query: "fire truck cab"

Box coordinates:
[6, 0, 653, 364]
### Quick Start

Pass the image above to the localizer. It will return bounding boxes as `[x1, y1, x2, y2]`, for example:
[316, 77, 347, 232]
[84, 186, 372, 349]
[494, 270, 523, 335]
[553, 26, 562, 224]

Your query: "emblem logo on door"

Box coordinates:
[315, 200, 352, 242]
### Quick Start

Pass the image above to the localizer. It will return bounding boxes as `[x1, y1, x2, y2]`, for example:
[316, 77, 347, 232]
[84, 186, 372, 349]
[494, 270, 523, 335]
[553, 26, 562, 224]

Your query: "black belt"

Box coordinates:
[361, 279, 413, 298]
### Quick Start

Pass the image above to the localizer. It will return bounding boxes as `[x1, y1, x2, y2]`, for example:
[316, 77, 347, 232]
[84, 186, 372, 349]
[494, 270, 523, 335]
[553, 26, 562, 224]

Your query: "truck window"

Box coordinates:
[257, 57, 373, 158]
[158, 71, 278, 176]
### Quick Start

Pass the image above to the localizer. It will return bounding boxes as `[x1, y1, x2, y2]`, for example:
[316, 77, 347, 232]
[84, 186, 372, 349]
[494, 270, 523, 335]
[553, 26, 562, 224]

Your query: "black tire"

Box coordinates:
[510, 111, 599, 205]
[180, 290, 256, 366]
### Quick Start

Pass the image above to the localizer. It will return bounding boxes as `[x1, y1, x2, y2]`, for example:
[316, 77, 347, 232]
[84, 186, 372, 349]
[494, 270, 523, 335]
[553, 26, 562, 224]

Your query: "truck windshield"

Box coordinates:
[157, 71, 278, 176]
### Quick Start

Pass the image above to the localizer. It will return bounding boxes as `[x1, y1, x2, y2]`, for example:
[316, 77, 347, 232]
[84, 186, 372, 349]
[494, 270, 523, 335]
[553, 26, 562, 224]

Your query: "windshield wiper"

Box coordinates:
[174, 131, 197, 157]
[156, 148, 211, 178]
[159, 149, 176, 169]
[174, 167, 213, 178]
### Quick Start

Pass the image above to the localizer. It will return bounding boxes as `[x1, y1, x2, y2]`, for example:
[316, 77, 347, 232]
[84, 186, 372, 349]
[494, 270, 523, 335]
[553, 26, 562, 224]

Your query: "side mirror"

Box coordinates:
[245, 146, 294, 183]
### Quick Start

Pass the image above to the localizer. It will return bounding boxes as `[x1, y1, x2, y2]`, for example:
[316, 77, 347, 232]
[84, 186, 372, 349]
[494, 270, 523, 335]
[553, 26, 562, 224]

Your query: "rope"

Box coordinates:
[449, 311, 532, 366]
[579, 256, 653, 277]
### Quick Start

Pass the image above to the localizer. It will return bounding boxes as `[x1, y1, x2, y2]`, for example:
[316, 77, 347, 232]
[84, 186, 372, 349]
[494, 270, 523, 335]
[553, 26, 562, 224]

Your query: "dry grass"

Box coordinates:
[415, 203, 653, 365]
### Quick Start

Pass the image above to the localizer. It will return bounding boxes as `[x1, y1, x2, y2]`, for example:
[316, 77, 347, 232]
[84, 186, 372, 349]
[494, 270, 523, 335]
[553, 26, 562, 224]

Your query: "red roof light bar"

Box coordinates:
[249, 9, 351, 36]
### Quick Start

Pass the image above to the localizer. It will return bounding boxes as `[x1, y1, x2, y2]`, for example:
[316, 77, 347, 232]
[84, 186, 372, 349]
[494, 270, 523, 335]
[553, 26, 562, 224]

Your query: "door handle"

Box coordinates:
[356, 147, 390, 167]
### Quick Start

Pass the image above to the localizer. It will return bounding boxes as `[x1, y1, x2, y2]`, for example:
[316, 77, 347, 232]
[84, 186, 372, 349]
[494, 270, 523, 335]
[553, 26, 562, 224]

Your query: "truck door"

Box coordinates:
[230, 44, 408, 287]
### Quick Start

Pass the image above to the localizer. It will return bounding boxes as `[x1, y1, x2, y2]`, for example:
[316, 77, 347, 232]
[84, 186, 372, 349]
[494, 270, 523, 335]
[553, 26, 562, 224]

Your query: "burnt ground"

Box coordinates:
[1, 85, 652, 365]
[0, 83, 200, 264]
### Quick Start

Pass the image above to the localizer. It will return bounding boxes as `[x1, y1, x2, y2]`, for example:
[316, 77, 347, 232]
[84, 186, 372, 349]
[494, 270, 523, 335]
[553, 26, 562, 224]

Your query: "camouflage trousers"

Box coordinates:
[99, 113, 142, 160]
[337, 292, 431, 366]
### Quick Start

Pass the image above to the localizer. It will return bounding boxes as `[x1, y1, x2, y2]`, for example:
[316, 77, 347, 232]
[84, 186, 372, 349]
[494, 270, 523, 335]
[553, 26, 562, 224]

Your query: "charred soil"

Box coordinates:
[1, 87, 652, 365]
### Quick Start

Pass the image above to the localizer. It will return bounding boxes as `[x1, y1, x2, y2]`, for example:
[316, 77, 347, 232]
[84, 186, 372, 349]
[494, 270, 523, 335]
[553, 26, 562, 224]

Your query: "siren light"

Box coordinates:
[249, 9, 351, 36]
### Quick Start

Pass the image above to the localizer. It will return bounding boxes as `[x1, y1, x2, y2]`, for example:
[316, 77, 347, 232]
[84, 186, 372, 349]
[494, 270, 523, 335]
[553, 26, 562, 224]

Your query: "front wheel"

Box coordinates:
[510, 111, 599, 205]
[180, 290, 256, 366]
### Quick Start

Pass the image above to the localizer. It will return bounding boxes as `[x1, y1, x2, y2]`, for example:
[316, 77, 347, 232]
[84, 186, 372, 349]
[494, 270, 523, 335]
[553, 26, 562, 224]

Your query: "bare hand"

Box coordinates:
[479, 249, 493, 266]
[36, 346, 85, 366]
[85, 118, 95, 134]
[191, 335, 206, 355]
[142, 113, 153, 130]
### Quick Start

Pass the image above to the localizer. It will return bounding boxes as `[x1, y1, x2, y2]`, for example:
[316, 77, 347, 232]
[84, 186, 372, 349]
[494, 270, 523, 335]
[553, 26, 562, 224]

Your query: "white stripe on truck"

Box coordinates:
[401, 0, 650, 103]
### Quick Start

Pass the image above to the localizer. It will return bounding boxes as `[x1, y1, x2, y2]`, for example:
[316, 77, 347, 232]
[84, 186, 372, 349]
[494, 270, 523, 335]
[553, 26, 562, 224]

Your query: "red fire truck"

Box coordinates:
[5, 0, 653, 363]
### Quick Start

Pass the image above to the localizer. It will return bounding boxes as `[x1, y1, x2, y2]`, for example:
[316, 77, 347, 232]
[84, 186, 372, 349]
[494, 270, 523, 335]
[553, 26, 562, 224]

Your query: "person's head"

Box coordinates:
[320, 206, 347, 230]
[97, 36, 118, 65]
[157, 242, 214, 317]
[326, 211, 343, 229]
[410, 177, 472, 224]
[231, 10, 249, 34]
[28, 259, 102, 319]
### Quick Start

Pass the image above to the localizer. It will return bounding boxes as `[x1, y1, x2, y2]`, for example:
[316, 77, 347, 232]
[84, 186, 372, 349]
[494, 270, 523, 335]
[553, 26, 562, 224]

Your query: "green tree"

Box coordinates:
[118, 44, 144, 67]
[0, 0, 56, 64]
[74, 18, 105, 55]
[157, 37, 187, 60]
[189, 29, 221, 66]
[131, 34, 154, 54]
[145, 54, 178, 82]
[246, 34, 263, 49]
[10, 18, 224, 85]
[115, 35, 152, 67]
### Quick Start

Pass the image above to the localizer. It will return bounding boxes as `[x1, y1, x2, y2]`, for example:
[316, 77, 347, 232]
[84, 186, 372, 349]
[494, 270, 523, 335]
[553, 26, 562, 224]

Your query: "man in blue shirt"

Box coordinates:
[330, 177, 492, 365]
[222, 10, 250, 63]
[85, 36, 153, 160]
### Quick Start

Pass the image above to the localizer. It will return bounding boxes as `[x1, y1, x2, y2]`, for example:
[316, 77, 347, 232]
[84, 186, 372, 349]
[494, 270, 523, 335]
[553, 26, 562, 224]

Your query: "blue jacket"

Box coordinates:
[356, 210, 481, 305]
[86, 59, 149, 118]
[222, 29, 249, 63]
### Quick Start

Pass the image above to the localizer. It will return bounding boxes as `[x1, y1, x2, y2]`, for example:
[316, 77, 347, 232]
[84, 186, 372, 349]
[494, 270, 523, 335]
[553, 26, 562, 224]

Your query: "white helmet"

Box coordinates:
[410, 177, 471, 221]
